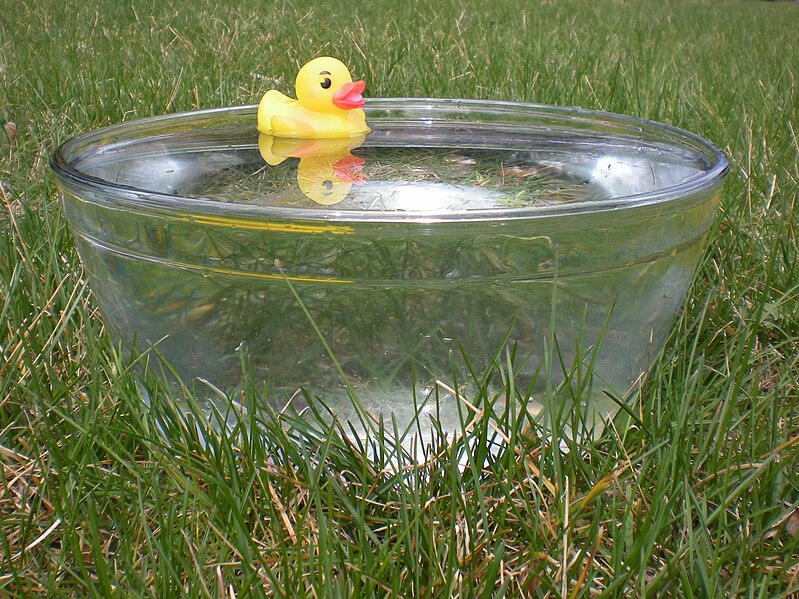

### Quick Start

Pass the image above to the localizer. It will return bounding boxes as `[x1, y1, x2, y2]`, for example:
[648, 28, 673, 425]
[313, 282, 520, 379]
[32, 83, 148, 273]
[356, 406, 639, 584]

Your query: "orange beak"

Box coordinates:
[332, 80, 366, 110]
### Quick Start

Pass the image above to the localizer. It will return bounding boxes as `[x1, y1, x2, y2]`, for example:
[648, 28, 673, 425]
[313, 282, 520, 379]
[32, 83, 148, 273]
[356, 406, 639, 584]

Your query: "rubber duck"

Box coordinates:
[258, 134, 366, 205]
[257, 57, 370, 139]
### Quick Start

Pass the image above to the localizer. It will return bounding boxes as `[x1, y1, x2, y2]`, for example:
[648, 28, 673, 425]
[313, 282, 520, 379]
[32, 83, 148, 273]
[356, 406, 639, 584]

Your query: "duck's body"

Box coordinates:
[257, 57, 370, 139]
[257, 90, 369, 139]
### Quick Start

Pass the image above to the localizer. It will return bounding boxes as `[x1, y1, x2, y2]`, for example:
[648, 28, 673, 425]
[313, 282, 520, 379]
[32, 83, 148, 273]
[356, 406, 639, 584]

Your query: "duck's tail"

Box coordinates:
[257, 90, 293, 135]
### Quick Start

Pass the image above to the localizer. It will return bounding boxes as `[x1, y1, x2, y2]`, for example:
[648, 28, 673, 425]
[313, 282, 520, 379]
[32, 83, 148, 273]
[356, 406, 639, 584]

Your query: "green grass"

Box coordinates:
[2, 0, 799, 596]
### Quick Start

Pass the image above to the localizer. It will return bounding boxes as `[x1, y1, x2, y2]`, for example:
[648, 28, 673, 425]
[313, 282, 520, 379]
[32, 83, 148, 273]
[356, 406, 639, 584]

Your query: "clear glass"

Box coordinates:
[51, 99, 728, 445]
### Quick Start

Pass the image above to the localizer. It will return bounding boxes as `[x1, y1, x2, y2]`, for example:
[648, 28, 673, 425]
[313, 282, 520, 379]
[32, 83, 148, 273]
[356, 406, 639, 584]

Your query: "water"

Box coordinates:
[57, 110, 723, 448]
[80, 123, 705, 212]
[74, 231, 705, 445]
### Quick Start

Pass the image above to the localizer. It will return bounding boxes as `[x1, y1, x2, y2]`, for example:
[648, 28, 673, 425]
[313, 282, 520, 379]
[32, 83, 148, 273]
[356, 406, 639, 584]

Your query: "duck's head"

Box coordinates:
[295, 57, 366, 114]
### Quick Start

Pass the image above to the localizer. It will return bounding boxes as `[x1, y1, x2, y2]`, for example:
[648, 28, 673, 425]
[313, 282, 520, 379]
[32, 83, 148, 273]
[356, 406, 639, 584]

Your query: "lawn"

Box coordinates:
[1, 0, 798, 596]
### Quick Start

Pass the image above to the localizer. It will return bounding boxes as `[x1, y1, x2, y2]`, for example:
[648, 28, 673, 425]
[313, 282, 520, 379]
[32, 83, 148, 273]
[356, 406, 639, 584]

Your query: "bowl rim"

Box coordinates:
[50, 98, 729, 223]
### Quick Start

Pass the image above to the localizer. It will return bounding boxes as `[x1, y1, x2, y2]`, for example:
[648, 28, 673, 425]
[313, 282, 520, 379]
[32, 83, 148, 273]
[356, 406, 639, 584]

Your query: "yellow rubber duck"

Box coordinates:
[257, 57, 370, 139]
[258, 134, 366, 205]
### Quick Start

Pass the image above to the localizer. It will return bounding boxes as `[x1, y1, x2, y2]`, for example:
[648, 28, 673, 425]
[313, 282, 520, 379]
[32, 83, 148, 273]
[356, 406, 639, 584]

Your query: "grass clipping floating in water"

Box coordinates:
[197, 147, 606, 210]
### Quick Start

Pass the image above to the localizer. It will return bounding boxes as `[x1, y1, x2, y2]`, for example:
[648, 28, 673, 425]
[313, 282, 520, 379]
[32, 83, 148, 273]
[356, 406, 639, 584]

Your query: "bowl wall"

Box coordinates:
[51, 100, 728, 439]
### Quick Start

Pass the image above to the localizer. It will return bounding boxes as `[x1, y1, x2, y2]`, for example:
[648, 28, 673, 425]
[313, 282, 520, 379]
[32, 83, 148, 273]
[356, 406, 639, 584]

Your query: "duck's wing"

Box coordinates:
[268, 114, 318, 138]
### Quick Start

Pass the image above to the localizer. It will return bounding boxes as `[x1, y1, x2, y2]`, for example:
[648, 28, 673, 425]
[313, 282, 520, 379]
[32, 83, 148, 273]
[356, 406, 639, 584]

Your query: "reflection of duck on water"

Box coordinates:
[258, 134, 366, 205]
[257, 57, 370, 139]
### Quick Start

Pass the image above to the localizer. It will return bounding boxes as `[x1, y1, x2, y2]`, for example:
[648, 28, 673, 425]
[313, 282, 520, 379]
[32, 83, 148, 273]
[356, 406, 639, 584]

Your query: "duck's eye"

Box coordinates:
[319, 71, 333, 89]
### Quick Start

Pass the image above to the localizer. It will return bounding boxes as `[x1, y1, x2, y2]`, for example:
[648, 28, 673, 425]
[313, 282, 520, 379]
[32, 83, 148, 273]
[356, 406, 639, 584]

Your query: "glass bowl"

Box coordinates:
[50, 99, 728, 445]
